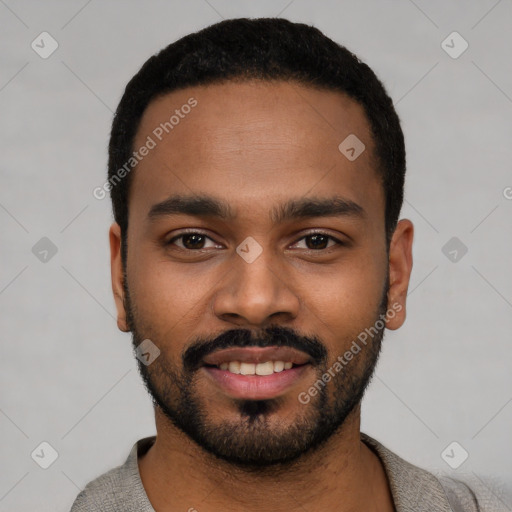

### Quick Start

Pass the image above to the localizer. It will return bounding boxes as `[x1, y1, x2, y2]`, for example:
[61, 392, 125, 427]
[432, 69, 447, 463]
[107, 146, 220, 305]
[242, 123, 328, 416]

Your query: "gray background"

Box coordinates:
[1, 0, 511, 510]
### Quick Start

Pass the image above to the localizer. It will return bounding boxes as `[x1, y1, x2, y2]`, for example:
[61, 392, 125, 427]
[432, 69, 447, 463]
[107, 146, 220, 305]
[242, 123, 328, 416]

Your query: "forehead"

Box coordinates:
[129, 80, 384, 226]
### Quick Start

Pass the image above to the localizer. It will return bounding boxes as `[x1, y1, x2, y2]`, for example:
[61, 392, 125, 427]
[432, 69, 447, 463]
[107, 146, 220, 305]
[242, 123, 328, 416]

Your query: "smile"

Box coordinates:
[208, 360, 298, 375]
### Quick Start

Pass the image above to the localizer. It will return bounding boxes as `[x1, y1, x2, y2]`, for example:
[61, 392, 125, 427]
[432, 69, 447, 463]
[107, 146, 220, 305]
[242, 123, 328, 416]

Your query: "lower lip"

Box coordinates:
[202, 364, 311, 400]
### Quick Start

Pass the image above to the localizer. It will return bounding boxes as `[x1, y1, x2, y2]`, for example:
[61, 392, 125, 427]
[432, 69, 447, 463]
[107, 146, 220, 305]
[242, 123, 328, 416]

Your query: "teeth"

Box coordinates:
[228, 361, 240, 374]
[255, 361, 274, 376]
[273, 361, 284, 372]
[217, 360, 297, 375]
[240, 362, 256, 375]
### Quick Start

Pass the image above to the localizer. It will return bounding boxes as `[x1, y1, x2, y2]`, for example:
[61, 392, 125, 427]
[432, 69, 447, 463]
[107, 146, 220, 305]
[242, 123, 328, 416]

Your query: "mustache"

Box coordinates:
[183, 325, 327, 372]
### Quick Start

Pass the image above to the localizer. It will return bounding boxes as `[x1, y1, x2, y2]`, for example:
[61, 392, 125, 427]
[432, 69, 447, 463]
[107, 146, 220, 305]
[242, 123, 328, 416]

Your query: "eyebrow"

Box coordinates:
[147, 194, 366, 223]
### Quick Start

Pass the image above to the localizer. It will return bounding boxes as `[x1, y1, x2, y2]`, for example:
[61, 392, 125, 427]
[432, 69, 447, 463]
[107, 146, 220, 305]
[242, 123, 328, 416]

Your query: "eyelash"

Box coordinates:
[166, 230, 344, 252]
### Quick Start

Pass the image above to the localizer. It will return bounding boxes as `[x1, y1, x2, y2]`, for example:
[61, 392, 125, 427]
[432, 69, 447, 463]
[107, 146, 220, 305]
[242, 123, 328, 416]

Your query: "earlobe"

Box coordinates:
[109, 222, 130, 332]
[386, 219, 414, 330]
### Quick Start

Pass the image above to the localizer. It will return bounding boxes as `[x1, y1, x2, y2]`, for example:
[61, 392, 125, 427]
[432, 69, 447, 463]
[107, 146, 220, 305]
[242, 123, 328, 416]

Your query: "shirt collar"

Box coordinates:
[125, 432, 453, 512]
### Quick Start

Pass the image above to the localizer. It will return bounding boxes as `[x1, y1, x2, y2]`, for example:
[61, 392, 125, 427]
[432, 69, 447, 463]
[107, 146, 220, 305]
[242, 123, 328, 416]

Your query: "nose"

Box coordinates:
[212, 245, 300, 328]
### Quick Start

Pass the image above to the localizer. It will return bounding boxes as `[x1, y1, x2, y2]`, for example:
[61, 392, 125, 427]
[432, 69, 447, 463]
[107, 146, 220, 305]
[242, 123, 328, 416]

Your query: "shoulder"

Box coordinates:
[438, 474, 512, 512]
[69, 436, 156, 512]
[70, 464, 125, 512]
[361, 433, 511, 512]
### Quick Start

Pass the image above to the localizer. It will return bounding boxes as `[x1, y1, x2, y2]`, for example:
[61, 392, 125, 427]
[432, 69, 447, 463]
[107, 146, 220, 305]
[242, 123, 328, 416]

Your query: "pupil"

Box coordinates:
[181, 235, 328, 250]
[307, 234, 327, 250]
[183, 234, 204, 249]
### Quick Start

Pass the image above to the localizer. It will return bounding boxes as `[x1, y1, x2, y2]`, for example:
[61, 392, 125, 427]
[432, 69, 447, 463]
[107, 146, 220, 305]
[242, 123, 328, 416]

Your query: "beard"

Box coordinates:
[123, 273, 389, 471]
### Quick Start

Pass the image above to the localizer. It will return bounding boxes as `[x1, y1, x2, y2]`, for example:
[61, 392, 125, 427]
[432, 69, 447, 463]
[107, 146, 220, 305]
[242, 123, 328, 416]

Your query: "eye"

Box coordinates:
[292, 233, 342, 251]
[166, 231, 344, 252]
[167, 231, 220, 251]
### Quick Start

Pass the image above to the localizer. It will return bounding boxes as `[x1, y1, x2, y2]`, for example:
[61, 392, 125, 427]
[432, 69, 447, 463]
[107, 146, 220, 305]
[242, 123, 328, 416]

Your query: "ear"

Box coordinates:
[385, 219, 414, 330]
[109, 222, 130, 332]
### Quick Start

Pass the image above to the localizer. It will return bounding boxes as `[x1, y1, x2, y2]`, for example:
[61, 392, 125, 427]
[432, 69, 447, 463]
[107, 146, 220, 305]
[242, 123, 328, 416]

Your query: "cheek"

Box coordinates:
[127, 247, 220, 333]
[304, 257, 386, 338]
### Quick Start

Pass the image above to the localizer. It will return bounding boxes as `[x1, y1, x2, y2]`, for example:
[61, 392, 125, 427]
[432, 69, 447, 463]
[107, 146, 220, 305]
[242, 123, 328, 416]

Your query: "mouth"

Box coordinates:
[201, 346, 313, 399]
[203, 360, 308, 375]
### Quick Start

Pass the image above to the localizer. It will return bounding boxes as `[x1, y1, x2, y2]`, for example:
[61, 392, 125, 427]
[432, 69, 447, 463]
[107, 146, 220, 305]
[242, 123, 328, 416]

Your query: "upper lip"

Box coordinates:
[202, 346, 312, 366]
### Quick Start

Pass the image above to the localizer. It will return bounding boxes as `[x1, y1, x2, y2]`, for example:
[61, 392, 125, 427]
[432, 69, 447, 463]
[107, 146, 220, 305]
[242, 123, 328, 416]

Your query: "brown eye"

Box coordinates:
[305, 234, 330, 250]
[294, 233, 340, 251]
[167, 232, 218, 250]
[181, 233, 206, 249]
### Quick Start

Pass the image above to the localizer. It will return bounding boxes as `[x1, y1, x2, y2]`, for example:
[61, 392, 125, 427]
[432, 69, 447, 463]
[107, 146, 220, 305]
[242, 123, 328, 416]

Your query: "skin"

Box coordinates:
[109, 80, 414, 512]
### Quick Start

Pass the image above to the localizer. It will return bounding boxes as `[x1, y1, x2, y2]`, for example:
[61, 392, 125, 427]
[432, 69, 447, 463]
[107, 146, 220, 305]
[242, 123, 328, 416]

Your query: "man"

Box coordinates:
[71, 17, 496, 512]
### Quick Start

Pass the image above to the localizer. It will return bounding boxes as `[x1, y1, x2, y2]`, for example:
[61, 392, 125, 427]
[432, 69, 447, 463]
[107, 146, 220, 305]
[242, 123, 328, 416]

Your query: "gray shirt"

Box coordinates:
[69, 432, 506, 511]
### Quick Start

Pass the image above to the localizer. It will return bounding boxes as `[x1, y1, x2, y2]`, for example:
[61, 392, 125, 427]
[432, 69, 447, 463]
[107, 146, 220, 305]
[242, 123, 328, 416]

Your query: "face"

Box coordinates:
[110, 80, 413, 468]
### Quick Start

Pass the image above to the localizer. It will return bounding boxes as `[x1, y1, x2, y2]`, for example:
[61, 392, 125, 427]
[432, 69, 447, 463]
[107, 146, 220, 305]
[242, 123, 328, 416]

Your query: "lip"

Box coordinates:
[202, 346, 312, 366]
[202, 363, 311, 400]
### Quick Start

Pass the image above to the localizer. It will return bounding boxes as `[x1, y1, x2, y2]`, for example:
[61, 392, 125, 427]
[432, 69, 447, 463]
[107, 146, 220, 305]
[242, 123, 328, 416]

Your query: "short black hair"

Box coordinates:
[108, 17, 405, 259]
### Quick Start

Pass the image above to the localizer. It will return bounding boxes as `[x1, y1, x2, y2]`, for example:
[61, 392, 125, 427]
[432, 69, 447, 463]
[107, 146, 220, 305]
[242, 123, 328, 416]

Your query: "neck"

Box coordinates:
[138, 405, 395, 512]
